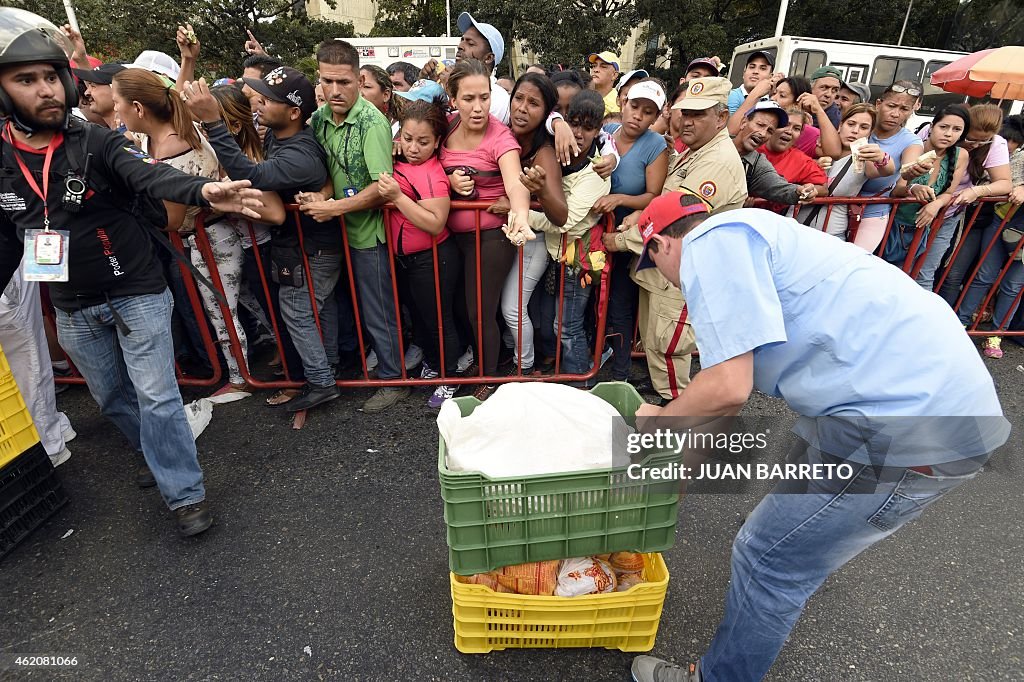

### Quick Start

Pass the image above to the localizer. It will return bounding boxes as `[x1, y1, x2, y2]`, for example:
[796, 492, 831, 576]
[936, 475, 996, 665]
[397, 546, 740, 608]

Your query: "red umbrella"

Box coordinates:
[930, 46, 1024, 100]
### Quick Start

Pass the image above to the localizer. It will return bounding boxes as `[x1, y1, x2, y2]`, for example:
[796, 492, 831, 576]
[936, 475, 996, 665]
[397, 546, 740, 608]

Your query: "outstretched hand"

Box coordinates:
[202, 180, 264, 219]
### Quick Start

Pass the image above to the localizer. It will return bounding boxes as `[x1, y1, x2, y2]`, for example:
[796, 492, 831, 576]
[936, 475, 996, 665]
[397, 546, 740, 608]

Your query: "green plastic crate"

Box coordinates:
[439, 382, 683, 575]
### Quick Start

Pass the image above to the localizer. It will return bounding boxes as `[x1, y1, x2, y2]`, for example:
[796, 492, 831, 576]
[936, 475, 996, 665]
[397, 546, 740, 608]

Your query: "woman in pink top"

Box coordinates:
[379, 98, 460, 408]
[440, 59, 531, 400]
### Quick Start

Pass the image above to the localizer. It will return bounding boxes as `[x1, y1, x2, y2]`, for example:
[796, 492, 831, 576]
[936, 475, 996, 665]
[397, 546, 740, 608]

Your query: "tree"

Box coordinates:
[949, 0, 1024, 51]
[372, 0, 450, 38]
[15, 0, 352, 78]
[634, 0, 966, 84]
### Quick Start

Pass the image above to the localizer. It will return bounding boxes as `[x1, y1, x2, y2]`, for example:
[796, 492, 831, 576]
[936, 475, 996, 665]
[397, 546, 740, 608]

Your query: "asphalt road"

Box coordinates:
[2, 347, 1022, 681]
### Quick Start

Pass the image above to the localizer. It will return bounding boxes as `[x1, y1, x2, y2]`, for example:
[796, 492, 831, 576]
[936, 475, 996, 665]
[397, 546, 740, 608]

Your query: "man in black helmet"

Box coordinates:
[0, 8, 265, 538]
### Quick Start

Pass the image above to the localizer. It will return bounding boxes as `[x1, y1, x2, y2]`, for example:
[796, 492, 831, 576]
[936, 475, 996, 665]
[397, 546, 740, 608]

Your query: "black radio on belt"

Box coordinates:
[61, 152, 92, 214]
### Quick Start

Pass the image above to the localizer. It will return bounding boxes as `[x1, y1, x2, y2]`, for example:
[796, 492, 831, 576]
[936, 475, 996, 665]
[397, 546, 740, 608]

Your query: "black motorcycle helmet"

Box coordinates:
[0, 8, 78, 132]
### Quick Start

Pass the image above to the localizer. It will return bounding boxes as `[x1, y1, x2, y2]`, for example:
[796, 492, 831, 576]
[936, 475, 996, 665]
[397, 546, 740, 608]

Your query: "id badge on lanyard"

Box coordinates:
[8, 125, 71, 281]
[24, 229, 70, 281]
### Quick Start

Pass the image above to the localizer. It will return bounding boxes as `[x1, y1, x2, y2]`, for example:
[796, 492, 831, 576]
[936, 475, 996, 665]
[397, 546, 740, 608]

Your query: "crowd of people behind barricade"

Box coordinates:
[0, 7, 1022, 537]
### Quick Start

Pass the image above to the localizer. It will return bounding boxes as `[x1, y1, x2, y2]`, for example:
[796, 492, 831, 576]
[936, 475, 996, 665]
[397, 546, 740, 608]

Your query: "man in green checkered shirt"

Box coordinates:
[299, 39, 408, 413]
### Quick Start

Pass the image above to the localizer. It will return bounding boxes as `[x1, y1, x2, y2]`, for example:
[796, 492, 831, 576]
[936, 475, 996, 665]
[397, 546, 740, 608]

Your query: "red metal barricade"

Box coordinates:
[41, 229, 225, 387]
[184, 202, 615, 390]
[48, 195, 1022, 391]
[785, 195, 1022, 337]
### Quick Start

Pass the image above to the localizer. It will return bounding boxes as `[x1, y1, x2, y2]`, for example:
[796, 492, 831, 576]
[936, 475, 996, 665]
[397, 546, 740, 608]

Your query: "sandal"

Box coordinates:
[266, 388, 301, 406]
[212, 382, 251, 396]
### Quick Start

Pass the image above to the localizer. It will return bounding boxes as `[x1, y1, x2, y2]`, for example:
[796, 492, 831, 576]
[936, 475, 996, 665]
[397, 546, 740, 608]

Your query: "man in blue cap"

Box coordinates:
[626, 194, 1009, 681]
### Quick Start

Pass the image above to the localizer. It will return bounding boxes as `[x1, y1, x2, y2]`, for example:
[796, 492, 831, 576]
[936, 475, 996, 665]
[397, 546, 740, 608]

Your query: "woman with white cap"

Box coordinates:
[593, 78, 669, 382]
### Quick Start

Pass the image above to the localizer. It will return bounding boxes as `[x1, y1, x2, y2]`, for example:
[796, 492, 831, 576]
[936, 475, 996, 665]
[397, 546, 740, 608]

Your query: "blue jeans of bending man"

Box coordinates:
[54, 289, 205, 510]
[698, 445, 982, 682]
[278, 252, 341, 388]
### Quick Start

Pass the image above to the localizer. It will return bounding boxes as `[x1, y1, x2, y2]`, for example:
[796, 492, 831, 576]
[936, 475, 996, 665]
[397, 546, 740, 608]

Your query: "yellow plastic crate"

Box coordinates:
[0, 347, 41, 469]
[450, 552, 669, 653]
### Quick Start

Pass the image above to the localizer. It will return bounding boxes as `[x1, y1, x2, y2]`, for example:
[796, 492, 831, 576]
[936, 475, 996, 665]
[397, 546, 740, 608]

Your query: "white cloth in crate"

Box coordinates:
[438, 382, 633, 478]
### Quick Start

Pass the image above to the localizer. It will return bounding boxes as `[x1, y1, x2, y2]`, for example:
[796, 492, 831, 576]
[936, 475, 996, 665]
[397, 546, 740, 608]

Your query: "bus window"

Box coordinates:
[728, 48, 779, 88]
[870, 56, 924, 101]
[790, 50, 827, 78]
[832, 63, 869, 85]
[920, 60, 968, 117]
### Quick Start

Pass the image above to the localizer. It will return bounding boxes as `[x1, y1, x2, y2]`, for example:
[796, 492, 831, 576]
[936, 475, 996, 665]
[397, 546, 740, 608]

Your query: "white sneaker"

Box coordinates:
[600, 346, 614, 369]
[49, 446, 71, 468]
[456, 346, 474, 374]
[366, 350, 378, 371]
[428, 384, 457, 408]
[405, 344, 424, 370]
[58, 412, 76, 443]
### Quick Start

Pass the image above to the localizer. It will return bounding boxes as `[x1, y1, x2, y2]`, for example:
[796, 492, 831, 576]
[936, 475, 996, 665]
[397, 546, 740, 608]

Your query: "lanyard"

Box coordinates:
[6, 123, 63, 230]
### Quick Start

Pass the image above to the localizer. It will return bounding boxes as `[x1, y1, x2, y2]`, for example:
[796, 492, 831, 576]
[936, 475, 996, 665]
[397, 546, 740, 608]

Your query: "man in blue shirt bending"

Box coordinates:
[628, 193, 1010, 682]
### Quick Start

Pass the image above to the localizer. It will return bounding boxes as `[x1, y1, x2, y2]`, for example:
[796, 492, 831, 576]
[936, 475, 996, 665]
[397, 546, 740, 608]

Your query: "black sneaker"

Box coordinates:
[136, 466, 156, 488]
[286, 383, 340, 412]
[175, 501, 214, 537]
[504, 363, 532, 377]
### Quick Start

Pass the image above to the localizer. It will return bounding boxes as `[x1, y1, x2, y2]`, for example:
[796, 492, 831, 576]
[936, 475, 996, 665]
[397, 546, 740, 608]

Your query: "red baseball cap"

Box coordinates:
[635, 192, 710, 271]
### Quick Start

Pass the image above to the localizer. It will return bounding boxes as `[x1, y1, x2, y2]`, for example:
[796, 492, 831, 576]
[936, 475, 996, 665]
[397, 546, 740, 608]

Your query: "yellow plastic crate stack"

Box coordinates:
[0, 346, 41, 469]
[450, 552, 670, 653]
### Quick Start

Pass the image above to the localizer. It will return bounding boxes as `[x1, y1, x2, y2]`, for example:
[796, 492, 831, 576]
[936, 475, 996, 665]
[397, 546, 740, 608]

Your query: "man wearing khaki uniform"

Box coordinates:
[604, 77, 747, 401]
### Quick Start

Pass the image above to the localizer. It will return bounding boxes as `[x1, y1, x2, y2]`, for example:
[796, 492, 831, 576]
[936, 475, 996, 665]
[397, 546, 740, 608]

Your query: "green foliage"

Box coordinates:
[372, 0, 451, 38]
[19, 0, 1024, 88]
[15, 0, 352, 78]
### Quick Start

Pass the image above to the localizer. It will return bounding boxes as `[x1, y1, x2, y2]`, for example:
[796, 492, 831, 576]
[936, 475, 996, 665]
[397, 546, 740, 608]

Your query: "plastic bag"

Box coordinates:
[616, 573, 644, 592]
[554, 557, 617, 597]
[438, 382, 633, 478]
[184, 398, 213, 440]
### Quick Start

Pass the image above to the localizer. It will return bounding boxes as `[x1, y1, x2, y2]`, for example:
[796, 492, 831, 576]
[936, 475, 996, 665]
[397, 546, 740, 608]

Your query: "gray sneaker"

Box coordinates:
[631, 657, 701, 682]
[362, 386, 410, 413]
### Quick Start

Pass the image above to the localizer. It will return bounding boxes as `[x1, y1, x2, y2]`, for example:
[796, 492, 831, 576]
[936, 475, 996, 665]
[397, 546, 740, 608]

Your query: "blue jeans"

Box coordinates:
[278, 252, 341, 387]
[700, 448, 981, 682]
[956, 215, 1024, 330]
[500, 238, 551, 370]
[606, 253, 638, 380]
[551, 265, 593, 376]
[915, 211, 962, 290]
[350, 243, 402, 380]
[54, 289, 205, 510]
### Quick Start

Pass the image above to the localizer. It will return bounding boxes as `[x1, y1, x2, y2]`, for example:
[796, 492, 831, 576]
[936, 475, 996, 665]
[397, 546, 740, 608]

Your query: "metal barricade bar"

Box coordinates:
[52, 195, 1021, 389]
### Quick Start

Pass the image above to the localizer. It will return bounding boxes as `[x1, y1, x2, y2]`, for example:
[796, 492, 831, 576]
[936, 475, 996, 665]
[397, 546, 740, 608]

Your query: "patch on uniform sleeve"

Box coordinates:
[122, 146, 158, 165]
[698, 181, 717, 199]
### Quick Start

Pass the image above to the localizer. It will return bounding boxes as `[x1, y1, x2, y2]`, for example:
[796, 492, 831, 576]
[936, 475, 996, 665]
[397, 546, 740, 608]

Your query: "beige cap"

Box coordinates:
[672, 77, 732, 111]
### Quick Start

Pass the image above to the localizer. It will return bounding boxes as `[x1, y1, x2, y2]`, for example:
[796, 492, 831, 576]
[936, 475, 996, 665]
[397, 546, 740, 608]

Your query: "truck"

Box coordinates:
[728, 36, 1023, 130]
[343, 37, 461, 71]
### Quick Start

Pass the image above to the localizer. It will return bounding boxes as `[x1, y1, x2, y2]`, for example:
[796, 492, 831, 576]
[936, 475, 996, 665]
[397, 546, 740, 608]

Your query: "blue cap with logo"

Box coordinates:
[394, 79, 448, 105]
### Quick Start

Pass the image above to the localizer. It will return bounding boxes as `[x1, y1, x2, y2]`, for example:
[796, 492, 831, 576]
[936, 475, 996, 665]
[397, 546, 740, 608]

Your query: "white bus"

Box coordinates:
[728, 36, 1023, 130]
[344, 37, 461, 71]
